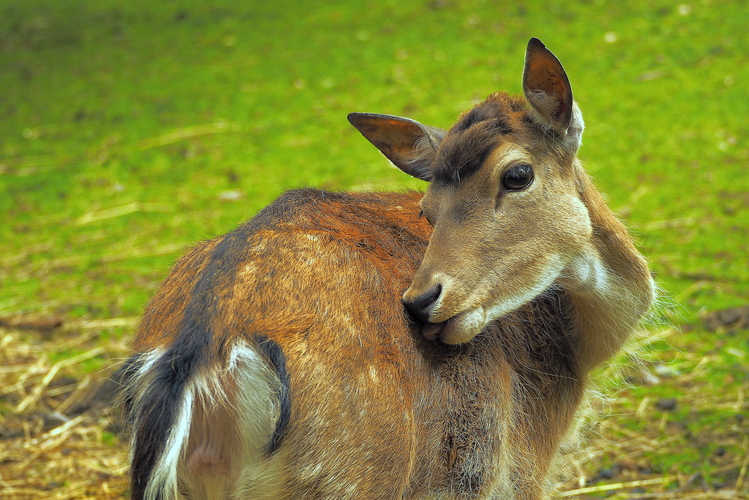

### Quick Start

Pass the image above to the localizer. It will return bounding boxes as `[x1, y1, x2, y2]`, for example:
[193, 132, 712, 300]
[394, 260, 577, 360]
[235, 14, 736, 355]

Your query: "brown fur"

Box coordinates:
[127, 191, 584, 499]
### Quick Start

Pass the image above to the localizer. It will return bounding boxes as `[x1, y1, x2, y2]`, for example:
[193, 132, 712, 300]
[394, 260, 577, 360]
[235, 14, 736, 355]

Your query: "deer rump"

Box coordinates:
[119, 188, 582, 500]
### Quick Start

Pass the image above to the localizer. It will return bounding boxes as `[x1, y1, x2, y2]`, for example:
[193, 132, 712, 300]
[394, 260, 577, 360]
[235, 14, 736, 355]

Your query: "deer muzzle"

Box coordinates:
[402, 283, 448, 341]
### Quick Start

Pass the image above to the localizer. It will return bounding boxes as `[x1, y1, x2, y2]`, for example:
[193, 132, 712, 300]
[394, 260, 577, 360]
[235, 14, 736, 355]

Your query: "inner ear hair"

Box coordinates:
[525, 88, 565, 125]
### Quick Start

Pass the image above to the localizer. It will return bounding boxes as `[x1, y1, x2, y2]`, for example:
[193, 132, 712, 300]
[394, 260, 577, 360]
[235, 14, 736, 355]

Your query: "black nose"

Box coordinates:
[403, 284, 442, 323]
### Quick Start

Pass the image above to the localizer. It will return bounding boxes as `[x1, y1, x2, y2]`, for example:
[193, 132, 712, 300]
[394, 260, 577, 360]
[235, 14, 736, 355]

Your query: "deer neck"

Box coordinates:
[559, 161, 655, 373]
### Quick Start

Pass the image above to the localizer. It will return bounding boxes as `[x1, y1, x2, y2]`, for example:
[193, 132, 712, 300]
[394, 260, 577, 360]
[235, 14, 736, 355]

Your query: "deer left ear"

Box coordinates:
[523, 38, 583, 145]
[348, 113, 446, 182]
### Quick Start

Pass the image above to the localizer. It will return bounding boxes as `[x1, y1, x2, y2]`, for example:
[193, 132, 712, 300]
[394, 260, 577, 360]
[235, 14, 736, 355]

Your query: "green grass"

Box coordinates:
[587, 324, 749, 493]
[2, 0, 747, 323]
[1, 0, 748, 495]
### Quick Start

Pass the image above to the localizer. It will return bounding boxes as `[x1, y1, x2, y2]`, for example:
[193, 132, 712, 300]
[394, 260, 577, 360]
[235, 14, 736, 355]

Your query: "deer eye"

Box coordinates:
[502, 164, 534, 191]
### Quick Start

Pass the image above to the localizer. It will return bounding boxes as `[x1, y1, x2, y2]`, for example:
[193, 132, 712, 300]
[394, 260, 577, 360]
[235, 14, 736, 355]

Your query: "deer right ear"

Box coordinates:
[523, 38, 574, 133]
[347, 113, 446, 182]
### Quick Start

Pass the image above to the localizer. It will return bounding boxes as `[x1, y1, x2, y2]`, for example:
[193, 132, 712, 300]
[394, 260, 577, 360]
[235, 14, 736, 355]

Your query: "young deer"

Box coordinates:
[119, 38, 654, 500]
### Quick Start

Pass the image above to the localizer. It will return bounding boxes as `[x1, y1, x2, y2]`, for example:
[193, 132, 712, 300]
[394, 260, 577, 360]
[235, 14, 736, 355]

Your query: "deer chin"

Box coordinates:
[423, 307, 487, 345]
[430, 280, 555, 344]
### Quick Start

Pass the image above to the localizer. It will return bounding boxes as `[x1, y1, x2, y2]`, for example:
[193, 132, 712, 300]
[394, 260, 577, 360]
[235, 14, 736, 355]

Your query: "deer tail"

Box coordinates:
[118, 336, 290, 500]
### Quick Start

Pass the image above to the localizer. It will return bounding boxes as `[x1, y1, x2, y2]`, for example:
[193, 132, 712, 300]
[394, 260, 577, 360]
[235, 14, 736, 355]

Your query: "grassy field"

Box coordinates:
[1, 0, 748, 498]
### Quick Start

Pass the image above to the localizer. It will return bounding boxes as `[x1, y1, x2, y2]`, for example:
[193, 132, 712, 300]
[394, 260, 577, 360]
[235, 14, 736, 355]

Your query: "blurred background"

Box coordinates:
[1, 0, 747, 498]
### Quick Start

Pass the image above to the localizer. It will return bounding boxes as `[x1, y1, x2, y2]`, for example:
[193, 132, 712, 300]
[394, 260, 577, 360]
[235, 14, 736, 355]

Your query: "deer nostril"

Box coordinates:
[403, 284, 442, 323]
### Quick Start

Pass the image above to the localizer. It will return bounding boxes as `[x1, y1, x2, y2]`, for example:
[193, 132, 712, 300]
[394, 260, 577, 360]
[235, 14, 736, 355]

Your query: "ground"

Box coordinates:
[1, 0, 748, 498]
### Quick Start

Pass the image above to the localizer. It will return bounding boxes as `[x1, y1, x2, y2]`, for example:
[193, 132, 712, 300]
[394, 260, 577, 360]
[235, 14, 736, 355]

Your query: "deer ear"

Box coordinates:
[523, 38, 575, 135]
[348, 113, 446, 182]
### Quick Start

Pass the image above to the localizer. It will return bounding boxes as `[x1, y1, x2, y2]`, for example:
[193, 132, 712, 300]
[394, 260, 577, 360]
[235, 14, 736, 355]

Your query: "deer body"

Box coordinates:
[120, 39, 654, 500]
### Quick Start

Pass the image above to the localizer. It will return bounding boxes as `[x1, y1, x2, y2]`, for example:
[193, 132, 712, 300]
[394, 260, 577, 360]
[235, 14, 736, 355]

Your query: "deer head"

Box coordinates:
[349, 38, 591, 344]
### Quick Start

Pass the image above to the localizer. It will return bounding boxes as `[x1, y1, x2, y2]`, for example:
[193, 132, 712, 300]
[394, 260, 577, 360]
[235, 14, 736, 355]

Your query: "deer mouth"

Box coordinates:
[406, 300, 486, 344]
[421, 321, 447, 341]
[422, 308, 487, 345]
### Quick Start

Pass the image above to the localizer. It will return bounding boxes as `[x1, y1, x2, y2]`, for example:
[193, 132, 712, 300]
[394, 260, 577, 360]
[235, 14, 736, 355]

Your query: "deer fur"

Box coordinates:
[119, 38, 654, 500]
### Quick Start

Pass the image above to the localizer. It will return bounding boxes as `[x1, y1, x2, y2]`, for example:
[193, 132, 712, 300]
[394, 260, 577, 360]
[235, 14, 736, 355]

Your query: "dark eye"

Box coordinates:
[502, 164, 534, 191]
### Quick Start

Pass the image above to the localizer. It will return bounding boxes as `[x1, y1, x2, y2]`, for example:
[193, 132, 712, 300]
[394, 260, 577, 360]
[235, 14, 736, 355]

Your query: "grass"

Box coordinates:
[1, 0, 748, 498]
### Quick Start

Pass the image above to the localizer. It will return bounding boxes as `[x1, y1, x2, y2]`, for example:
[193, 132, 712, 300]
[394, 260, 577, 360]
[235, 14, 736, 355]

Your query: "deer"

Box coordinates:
[118, 38, 654, 500]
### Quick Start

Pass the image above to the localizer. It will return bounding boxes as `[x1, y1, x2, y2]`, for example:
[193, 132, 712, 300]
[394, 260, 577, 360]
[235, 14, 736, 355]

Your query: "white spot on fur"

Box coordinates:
[564, 249, 611, 294]
[136, 348, 164, 377]
[345, 483, 359, 495]
[299, 462, 324, 481]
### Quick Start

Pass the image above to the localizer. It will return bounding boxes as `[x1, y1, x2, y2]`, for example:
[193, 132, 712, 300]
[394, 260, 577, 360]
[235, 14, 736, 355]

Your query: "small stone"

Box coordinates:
[655, 397, 677, 411]
[598, 468, 615, 479]
[218, 190, 242, 201]
[654, 362, 680, 378]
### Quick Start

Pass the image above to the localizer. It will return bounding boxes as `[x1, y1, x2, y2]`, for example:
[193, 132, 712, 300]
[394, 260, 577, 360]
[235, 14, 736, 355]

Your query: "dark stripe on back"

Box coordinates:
[160, 188, 346, 380]
[255, 334, 292, 455]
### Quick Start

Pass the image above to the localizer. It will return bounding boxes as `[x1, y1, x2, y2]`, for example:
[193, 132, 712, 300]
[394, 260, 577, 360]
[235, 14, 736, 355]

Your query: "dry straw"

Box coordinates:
[1, 321, 747, 499]
[0, 327, 129, 500]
